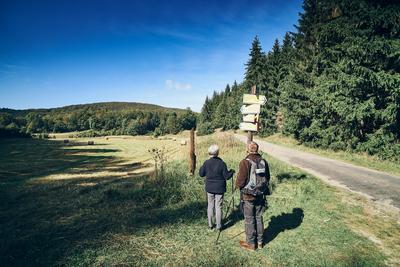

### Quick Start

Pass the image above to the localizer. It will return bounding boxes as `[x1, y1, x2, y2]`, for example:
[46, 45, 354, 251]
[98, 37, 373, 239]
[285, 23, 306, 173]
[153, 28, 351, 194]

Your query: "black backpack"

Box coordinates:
[240, 158, 269, 196]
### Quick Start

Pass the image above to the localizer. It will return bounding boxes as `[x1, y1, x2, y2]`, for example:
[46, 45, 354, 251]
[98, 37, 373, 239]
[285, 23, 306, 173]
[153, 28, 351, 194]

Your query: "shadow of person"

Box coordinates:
[263, 208, 304, 244]
[276, 173, 307, 183]
[223, 204, 243, 230]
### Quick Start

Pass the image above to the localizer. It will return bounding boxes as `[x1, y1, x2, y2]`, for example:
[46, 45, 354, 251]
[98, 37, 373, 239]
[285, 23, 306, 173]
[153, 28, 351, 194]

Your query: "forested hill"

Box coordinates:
[197, 0, 399, 162]
[0, 102, 186, 115]
[0, 102, 197, 137]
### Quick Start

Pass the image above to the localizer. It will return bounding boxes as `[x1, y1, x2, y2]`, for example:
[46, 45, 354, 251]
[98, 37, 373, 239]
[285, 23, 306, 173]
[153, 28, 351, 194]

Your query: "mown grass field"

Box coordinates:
[0, 133, 399, 266]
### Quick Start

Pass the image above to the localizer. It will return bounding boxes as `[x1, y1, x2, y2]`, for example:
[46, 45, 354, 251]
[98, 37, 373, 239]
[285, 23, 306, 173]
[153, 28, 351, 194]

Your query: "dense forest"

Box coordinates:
[0, 102, 196, 138]
[198, 0, 399, 161]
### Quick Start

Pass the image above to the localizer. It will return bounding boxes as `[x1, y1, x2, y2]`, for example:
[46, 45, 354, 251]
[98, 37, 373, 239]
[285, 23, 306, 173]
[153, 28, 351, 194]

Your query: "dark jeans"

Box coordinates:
[243, 197, 266, 244]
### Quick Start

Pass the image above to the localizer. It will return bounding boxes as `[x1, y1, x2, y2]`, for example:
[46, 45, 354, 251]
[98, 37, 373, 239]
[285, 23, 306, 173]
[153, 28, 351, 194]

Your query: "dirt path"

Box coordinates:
[235, 134, 400, 210]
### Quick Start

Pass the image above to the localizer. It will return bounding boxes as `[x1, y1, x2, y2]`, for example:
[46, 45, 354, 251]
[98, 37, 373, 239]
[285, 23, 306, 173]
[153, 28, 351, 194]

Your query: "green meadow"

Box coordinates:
[1, 133, 399, 266]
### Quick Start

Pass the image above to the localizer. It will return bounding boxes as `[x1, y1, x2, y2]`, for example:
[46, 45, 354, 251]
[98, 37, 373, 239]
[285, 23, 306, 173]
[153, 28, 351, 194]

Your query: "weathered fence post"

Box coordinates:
[189, 128, 196, 176]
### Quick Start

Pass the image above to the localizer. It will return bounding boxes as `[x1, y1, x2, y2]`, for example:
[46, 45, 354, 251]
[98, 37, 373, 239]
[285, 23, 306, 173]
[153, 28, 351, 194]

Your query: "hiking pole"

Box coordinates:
[215, 228, 221, 245]
[215, 187, 237, 245]
[215, 171, 236, 245]
[231, 175, 234, 215]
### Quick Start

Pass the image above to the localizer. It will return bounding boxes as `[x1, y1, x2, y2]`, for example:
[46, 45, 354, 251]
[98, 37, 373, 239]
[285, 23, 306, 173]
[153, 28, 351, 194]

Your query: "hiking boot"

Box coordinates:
[239, 240, 256, 251]
[258, 242, 264, 249]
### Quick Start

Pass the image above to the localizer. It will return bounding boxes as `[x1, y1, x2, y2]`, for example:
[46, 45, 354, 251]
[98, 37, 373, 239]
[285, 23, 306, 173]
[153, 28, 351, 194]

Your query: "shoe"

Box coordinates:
[258, 242, 264, 249]
[239, 240, 256, 251]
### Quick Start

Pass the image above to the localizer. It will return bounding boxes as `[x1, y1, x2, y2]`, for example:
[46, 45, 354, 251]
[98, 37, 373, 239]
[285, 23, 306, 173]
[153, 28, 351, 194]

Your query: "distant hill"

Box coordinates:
[0, 102, 197, 137]
[0, 101, 189, 115]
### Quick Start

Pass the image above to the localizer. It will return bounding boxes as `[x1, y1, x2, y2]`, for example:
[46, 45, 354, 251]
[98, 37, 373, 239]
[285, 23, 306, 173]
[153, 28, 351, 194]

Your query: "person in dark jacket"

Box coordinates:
[199, 144, 234, 230]
[236, 141, 270, 250]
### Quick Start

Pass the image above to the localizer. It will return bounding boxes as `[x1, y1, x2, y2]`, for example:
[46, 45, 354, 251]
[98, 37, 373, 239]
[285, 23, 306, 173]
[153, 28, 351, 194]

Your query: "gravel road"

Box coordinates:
[235, 134, 400, 210]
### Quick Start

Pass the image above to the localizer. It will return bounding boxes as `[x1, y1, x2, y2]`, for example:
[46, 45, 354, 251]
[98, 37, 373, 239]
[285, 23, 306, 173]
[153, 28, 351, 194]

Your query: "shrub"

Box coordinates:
[196, 121, 214, 136]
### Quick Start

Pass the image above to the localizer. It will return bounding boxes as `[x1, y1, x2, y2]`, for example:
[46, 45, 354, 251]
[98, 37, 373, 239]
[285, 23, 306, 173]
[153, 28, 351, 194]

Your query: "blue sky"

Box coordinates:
[0, 0, 302, 111]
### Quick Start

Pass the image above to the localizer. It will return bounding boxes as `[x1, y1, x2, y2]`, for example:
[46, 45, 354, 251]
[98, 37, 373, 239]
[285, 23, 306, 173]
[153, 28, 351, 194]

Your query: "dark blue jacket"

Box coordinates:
[199, 157, 234, 194]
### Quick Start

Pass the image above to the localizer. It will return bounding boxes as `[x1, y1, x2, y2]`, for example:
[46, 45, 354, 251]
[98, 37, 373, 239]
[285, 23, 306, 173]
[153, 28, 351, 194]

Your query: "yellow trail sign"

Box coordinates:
[242, 114, 259, 123]
[240, 104, 260, 114]
[243, 94, 266, 105]
[239, 122, 258, 132]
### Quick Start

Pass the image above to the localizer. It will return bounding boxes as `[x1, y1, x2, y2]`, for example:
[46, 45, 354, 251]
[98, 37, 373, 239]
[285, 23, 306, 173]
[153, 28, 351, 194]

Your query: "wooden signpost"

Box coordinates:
[240, 104, 260, 114]
[242, 114, 259, 123]
[239, 85, 266, 144]
[242, 94, 267, 105]
[189, 128, 196, 176]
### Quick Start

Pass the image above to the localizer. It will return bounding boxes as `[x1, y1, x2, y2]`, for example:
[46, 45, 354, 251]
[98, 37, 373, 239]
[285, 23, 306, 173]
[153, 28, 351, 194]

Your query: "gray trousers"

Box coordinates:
[207, 193, 224, 229]
[243, 198, 266, 244]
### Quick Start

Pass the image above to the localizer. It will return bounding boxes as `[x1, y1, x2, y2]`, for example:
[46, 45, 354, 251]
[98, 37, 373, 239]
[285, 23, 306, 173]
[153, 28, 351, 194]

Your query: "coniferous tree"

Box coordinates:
[165, 113, 179, 134]
[228, 81, 243, 129]
[197, 96, 215, 135]
[214, 94, 229, 129]
[259, 39, 281, 136]
[200, 96, 212, 123]
[224, 84, 231, 95]
[244, 36, 267, 92]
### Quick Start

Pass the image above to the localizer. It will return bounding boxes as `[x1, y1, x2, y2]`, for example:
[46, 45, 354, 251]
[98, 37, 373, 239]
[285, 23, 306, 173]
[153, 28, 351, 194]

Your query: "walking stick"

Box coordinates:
[215, 175, 237, 245]
[231, 175, 234, 213]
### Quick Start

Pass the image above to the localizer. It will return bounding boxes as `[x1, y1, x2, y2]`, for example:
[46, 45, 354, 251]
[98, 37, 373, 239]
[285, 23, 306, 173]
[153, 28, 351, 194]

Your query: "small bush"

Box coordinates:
[196, 121, 214, 136]
[153, 127, 164, 137]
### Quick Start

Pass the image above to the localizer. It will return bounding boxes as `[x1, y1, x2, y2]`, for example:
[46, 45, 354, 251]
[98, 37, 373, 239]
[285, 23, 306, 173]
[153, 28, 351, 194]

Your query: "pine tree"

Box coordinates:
[197, 96, 215, 135]
[199, 96, 212, 122]
[224, 84, 231, 95]
[227, 81, 243, 130]
[244, 36, 267, 92]
[165, 113, 179, 134]
[214, 95, 229, 129]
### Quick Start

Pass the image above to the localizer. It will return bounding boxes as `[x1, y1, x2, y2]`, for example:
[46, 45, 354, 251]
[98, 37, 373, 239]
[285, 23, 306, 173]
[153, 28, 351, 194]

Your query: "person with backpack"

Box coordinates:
[236, 141, 270, 250]
[199, 144, 235, 231]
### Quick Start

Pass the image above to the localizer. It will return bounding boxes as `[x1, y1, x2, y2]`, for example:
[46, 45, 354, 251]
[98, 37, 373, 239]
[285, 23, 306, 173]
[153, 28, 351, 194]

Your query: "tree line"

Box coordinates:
[0, 103, 196, 138]
[198, 0, 399, 162]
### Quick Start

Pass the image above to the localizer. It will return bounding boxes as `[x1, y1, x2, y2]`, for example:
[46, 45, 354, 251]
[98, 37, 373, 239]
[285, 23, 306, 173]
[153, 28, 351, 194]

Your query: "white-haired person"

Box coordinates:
[199, 144, 234, 231]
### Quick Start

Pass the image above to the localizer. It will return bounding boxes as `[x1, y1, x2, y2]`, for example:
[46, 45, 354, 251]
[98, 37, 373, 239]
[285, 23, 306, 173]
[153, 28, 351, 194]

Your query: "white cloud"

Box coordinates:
[165, 79, 192, 90]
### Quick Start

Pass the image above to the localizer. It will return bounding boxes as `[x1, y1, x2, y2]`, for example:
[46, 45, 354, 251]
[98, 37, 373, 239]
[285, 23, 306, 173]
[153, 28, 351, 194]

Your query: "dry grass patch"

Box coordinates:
[338, 190, 400, 266]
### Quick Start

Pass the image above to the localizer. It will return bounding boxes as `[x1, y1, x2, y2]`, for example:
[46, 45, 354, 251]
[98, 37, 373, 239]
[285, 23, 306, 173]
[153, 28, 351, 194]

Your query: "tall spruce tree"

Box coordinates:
[259, 39, 281, 136]
[244, 36, 267, 92]
[214, 94, 229, 129]
[229, 81, 243, 129]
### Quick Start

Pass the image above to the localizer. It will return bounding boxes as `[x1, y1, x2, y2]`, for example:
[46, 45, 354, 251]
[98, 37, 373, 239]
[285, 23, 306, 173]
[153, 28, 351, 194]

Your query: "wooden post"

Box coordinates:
[189, 128, 196, 176]
[247, 85, 257, 144]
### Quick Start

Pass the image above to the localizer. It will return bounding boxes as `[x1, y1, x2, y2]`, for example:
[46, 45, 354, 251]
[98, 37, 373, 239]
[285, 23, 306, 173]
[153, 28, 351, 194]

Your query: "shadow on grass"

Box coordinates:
[223, 203, 243, 230]
[0, 138, 121, 183]
[263, 208, 304, 244]
[0, 138, 206, 266]
[128, 201, 207, 230]
[276, 172, 307, 182]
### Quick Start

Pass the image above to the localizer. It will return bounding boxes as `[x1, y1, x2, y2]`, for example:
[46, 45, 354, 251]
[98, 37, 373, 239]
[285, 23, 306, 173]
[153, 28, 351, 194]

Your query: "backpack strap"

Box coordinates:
[245, 158, 257, 166]
[244, 159, 257, 188]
